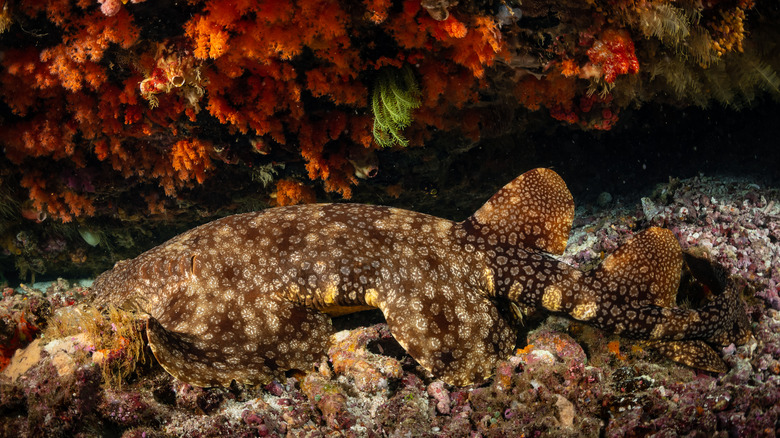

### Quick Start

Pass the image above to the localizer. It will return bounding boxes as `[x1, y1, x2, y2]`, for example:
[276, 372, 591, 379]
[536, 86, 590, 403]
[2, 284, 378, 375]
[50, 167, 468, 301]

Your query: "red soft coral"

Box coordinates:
[584, 29, 639, 84]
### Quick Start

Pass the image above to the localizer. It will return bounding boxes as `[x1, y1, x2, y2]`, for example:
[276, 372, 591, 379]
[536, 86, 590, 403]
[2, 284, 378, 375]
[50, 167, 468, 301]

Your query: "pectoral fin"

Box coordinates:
[146, 293, 333, 387]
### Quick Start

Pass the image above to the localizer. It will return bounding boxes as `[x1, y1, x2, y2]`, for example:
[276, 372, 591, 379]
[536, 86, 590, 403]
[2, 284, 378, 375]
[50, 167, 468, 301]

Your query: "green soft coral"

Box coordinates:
[371, 66, 421, 148]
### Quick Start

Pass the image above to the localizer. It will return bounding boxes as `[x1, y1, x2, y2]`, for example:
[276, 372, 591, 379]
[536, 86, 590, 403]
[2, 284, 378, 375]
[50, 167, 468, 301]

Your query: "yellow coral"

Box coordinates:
[710, 6, 749, 57]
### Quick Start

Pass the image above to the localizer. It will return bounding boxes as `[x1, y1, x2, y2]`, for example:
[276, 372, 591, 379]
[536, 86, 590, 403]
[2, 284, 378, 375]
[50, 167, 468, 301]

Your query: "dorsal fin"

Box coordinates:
[466, 168, 574, 255]
[594, 227, 682, 308]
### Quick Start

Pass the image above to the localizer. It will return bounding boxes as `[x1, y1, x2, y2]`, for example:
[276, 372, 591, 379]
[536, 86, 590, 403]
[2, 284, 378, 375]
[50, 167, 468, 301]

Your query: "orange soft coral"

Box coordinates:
[169, 138, 214, 185]
[20, 172, 96, 223]
[514, 72, 620, 131]
[448, 16, 505, 79]
[39, 9, 139, 91]
[514, 74, 578, 112]
[709, 4, 751, 56]
[388, 2, 506, 79]
[274, 179, 317, 206]
[364, 0, 392, 24]
[1, 0, 512, 221]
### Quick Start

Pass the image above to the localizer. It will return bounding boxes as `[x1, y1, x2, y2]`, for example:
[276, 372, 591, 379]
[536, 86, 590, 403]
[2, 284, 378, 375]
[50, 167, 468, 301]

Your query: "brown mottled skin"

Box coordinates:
[91, 168, 749, 387]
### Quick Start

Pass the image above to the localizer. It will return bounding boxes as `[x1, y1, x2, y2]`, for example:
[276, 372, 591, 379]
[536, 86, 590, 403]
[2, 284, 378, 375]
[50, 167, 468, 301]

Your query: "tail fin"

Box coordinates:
[652, 340, 728, 373]
[652, 284, 749, 372]
[587, 228, 750, 373]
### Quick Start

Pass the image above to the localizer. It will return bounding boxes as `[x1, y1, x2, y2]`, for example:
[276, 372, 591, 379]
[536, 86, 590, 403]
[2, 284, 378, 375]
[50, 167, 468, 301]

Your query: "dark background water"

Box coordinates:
[395, 98, 780, 219]
[546, 98, 780, 204]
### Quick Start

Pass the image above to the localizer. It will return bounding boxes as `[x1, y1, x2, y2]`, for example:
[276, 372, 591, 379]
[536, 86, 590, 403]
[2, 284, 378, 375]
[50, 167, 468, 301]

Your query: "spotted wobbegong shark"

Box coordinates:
[91, 168, 749, 387]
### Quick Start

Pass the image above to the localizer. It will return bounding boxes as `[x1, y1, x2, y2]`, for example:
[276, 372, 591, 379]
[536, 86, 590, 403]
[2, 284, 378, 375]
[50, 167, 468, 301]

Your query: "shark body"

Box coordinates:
[92, 168, 749, 386]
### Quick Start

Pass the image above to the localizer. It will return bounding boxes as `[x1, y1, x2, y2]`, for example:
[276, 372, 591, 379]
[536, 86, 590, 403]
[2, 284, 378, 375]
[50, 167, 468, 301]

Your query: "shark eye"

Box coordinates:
[190, 255, 198, 275]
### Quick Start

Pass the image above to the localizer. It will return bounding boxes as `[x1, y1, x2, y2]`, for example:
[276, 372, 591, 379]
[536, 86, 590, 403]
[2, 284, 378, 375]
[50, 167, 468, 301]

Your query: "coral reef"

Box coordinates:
[0, 1, 778, 430]
[0, 0, 506, 224]
[273, 179, 317, 207]
[508, 0, 780, 130]
[0, 0, 776, 222]
[1, 174, 777, 436]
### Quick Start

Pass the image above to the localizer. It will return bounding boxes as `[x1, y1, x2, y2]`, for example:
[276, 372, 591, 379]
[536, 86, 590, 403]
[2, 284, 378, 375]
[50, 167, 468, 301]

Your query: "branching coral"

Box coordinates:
[178, 0, 504, 196]
[19, 172, 96, 224]
[274, 179, 317, 206]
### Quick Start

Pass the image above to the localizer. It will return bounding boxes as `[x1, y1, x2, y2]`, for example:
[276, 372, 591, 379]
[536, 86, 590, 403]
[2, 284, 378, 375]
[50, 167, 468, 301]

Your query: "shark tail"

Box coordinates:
[586, 228, 750, 373]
